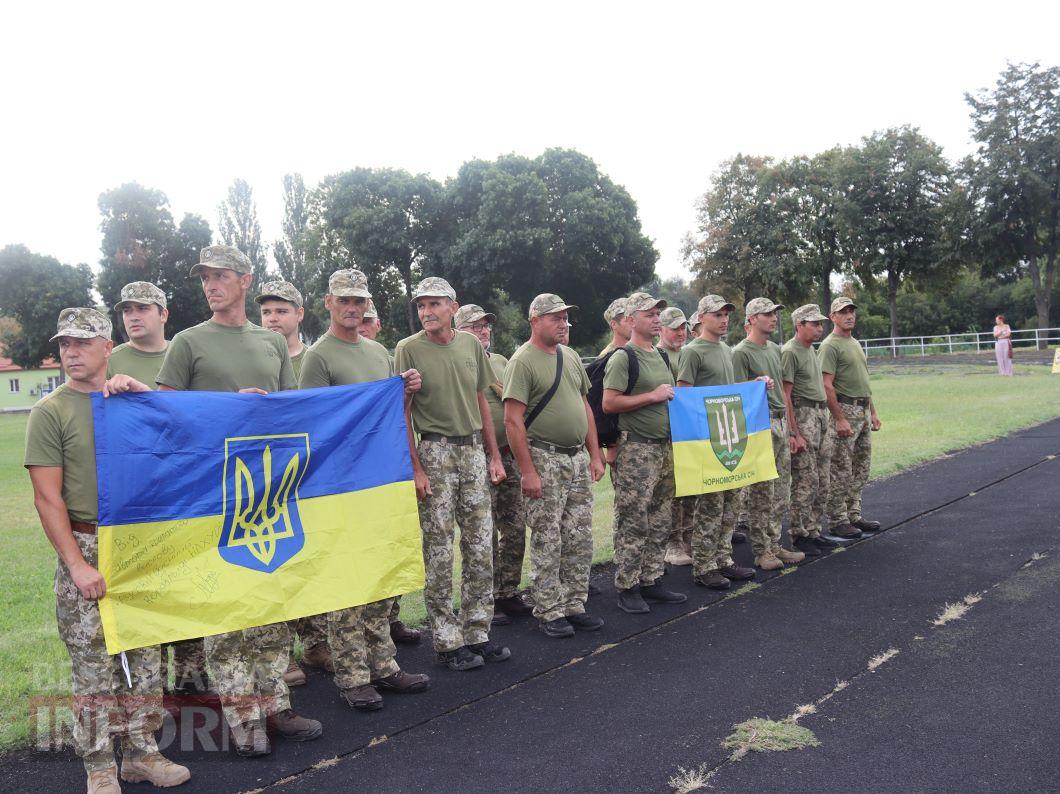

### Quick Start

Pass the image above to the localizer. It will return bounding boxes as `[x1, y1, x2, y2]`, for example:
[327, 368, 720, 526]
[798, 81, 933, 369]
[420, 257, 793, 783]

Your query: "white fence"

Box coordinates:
[861, 327, 1060, 358]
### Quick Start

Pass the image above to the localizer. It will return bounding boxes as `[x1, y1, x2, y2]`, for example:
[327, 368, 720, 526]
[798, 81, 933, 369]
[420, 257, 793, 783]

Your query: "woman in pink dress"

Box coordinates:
[993, 314, 1013, 376]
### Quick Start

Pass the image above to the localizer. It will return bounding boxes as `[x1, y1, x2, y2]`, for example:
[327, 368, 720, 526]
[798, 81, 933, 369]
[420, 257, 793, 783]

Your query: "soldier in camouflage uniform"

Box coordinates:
[733, 298, 805, 571]
[395, 277, 511, 671]
[604, 292, 688, 613]
[821, 297, 883, 537]
[25, 308, 190, 792]
[502, 294, 607, 637]
[454, 304, 532, 624]
[658, 306, 694, 567]
[782, 305, 839, 556]
[156, 245, 321, 756]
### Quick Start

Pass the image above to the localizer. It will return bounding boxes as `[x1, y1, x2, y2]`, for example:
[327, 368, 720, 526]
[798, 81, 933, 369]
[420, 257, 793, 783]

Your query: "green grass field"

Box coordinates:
[1, 364, 1057, 750]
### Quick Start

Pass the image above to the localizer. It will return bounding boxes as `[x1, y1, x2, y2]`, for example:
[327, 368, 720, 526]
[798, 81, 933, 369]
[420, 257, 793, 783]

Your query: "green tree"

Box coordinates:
[0, 245, 93, 368]
[218, 178, 270, 316]
[96, 183, 211, 337]
[842, 127, 952, 342]
[274, 173, 327, 341]
[964, 62, 1060, 347]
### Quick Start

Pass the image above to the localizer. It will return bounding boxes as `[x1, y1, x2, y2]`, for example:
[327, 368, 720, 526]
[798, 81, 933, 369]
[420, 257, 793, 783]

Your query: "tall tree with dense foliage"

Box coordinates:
[0, 245, 93, 367]
[842, 127, 951, 340]
[218, 178, 270, 316]
[274, 173, 327, 340]
[96, 183, 212, 336]
[963, 62, 1060, 346]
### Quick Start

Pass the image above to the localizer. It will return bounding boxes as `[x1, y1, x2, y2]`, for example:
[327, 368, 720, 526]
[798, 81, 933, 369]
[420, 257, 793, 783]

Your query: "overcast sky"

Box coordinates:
[2, 1, 1056, 281]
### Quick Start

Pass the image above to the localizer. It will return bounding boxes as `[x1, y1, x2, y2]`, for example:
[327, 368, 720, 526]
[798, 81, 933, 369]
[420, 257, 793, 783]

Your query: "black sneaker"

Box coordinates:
[812, 535, 839, 549]
[437, 646, 484, 671]
[793, 537, 822, 557]
[640, 583, 688, 604]
[566, 613, 604, 631]
[467, 641, 511, 663]
[852, 518, 882, 532]
[617, 586, 650, 614]
[540, 618, 575, 638]
[494, 594, 533, 617]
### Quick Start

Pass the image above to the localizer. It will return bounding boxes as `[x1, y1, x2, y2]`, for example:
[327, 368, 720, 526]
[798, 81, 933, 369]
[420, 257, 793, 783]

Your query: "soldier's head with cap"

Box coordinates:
[625, 291, 667, 343]
[454, 304, 497, 351]
[659, 306, 689, 351]
[603, 297, 632, 344]
[51, 308, 113, 384]
[325, 269, 373, 339]
[744, 296, 784, 338]
[256, 280, 305, 345]
[410, 276, 458, 340]
[529, 293, 577, 348]
[829, 296, 857, 335]
[113, 281, 168, 348]
[689, 310, 702, 336]
[190, 245, 254, 317]
[359, 298, 382, 340]
[791, 303, 828, 344]
[695, 294, 735, 341]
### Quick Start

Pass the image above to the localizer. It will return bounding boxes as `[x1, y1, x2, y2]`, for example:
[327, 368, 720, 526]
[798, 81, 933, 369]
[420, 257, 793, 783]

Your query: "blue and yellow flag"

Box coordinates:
[668, 381, 779, 497]
[91, 377, 424, 654]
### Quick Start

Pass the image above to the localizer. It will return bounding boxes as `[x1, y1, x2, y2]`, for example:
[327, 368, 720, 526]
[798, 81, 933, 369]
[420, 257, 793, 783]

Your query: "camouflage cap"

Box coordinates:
[745, 297, 785, 317]
[603, 297, 628, 324]
[189, 245, 252, 276]
[113, 281, 167, 312]
[51, 307, 112, 341]
[255, 280, 304, 308]
[363, 299, 379, 320]
[625, 292, 667, 314]
[410, 276, 456, 303]
[697, 294, 735, 314]
[659, 306, 688, 329]
[528, 293, 578, 319]
[689, 310, 701, 330]
[792, 304, 828, 323]
[454, 304, 497, 327]
[328, 269, 372, 299]
[830, 296, 857, 314]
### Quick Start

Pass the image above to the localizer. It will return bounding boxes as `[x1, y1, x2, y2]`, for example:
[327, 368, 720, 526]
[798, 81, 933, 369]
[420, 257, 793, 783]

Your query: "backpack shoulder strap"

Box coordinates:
[524, 347, 565, 429]
[622, 345, 640, 395]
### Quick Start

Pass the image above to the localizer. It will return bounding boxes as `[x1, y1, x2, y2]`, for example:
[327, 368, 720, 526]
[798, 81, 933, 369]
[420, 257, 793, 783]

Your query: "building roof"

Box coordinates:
[0, 353, 61, 373]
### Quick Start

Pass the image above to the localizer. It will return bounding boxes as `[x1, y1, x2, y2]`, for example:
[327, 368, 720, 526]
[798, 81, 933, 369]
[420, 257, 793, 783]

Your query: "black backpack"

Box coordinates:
[585, 345, 670, 447]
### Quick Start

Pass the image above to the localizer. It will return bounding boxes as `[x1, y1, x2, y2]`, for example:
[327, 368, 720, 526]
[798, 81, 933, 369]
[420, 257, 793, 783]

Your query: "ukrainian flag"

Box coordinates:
[669, 381, 779, 497]
[91, 377, 424, 654]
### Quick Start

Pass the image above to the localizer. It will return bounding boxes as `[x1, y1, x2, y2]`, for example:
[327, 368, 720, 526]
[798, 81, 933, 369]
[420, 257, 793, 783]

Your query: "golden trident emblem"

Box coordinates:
[229, 444, 300, 566]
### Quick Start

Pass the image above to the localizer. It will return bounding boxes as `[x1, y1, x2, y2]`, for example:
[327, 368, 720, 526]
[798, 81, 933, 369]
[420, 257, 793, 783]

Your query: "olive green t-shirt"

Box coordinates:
[781, 338, 826, 402]
[290, 347, 306, 380]
[485, 353, 509, 450]
[659, 344, 681, 381]
[156, 320, 296, 393]
[818, 333, 872, 398]
[503, 343, 590, 447]
[23, 385, 97, 523]
[602, 345, 673, 439]
[732, 338, 785, 411]
[677, 338, 734, 386]
[106, 342, 167, 389]
[394, 330, 492, 437]
[298, 332, 393, 389]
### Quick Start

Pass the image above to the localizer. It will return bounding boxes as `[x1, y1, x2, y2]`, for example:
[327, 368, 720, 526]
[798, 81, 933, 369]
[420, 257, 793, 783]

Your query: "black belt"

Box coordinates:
[70, 520, 97, 535]
[420, 432, 481, 446]
[530, 439, 584, 456]
[837, 395, 871, 407]
[793, 398, 826, 409]
[624, 433, 669, 444]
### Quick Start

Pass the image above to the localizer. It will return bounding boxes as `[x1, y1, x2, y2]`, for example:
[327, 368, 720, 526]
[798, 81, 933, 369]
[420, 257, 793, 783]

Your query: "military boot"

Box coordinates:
[775, 547, 806, 564]
[267, 709, 323, 741]
[87, 766, 121, 794]
[120, 752, 191, 787]
[373, 670, 430, 693]
[755, 552, 784, 571]
[342, 685, 384, 711]
[282, 658, 306, 687]
[232, 720, 270, 757]
[301, 642, 334, 672]
[389, 620, 422, 644]
[664, 540, 693, 566]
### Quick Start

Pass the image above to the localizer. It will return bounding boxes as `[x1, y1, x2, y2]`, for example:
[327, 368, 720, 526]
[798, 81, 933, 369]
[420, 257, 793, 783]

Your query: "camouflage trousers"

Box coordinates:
[328, 598, 399, 690]
[417, 439, 495, 652]
[827, 402, 872, 528]
[669, 496, 695, 548]
[204, 622, 291, 729]
[491, 447, 526, 600]
[747, 416, 792, 557]
[288, 613, 329, 657]
[691, 487, 743, 576]
[613, 437, 675, 590]
[163, 637, 207, 693]
[525, 446, 594, 622]
[56, 532, 163, 772]
[790, 406, 833, 539]
[388, 599, 402, 623]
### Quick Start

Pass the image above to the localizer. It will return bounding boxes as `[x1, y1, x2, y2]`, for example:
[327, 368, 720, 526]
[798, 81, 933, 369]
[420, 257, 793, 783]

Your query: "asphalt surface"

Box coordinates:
[3, 418, 1059, 792]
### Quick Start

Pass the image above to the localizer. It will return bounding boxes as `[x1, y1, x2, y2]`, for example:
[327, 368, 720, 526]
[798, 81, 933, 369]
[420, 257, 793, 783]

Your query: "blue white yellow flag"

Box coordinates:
[668, 381, 779, 497]
[91, 377, 423, 654]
